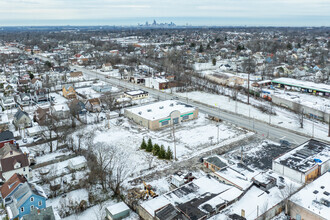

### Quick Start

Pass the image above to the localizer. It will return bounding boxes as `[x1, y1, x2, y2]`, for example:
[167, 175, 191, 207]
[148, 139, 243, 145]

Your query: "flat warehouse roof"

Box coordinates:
[274, 139, 330, 173]
[126, 100, 196, 121]
[272, 77, 330, 93]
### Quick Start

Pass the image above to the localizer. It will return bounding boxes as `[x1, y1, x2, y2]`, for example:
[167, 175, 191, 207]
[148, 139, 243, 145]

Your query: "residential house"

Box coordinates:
[0, 114, 9, 131]
[0, 143, 31, 182]
[0, 173, 27, 205]
[68, 99, 87, 117]
[50, 103, 70, 119]
[102, 63, 113, 72]
[3, 84, 15, 96]
[85, 98, 101, 112]
[13, 108, 32, 129]
[22, 206, 56, 220]
[33, 106, 50, 126]
[1, 96, 16, 110]
[15, 93, 31, 106]
[68, 71, 84, 82]
[62, 84, 77, 99]
[0, 131, 15, 148]
[30, 78, 42, 90]
[17, 79, 31, 93]
[33, 89, 49, 103]
[6, 182, 47, 220]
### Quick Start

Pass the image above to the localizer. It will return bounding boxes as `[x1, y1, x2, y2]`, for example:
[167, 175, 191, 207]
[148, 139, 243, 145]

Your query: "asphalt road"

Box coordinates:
[72, 65, 310, 145]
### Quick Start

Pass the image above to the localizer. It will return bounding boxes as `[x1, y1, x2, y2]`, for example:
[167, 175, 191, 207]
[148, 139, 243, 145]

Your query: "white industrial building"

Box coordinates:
[272, 139, 329, 184]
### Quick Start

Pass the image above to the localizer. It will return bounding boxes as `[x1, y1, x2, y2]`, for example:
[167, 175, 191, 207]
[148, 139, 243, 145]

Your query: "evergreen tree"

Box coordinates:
[198, 45, 204, 53]
[212, 58, 217, 66]
[158, 145, 166, 159]
[153, 144, 160, 156]
[287, 43, 293, 50]
[146, 138, 153, 152]
[166, 146, 173, 160]
[140, 138, 147, 150]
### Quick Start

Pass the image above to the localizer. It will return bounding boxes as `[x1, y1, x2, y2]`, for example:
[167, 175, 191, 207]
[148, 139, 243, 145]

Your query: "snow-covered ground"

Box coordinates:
[70, 113, 250, 182]
[76, 87, 101, 99]
[176, 91, 330, 142]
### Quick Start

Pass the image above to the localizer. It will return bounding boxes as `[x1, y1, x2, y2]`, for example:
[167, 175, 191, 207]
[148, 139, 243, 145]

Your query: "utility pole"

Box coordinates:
[172, 123, 176, 160]
[247, 71, 250, 105]
[328, 119, 330, 137]
[217, 124, 220, 144]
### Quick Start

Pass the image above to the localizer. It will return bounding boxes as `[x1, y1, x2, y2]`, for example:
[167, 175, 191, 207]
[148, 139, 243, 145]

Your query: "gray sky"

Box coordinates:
[1, 0, 329, 26]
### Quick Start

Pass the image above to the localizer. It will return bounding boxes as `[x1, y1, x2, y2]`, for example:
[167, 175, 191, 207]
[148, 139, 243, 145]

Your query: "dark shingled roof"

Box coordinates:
[0, 131, 14, 142]
[155, 204, 188, 220]
[0, 154, 29, 173]
[206, 156, 227, 169]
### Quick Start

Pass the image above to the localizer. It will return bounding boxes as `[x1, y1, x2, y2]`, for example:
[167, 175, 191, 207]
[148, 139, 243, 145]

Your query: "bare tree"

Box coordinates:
[277, 183, 299, 215]
[145, 153, 154, 169]
[93, 142, 115, 191]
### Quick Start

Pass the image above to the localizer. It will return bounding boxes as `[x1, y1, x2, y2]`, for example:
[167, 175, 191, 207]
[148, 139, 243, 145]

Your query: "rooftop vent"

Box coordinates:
[138, 111, 142, 115]
[324, 191, 329, 196]
[147, 109, 152, 112]
[321, 186, 325, 189]
[169, 103, 174, 107]
[313, 190, 319, 194]
[159, 106, 164, 109]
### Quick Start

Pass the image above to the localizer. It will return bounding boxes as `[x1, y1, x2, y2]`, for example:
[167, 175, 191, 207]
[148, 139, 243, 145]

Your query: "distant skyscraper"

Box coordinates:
[153, 20, 157, 26]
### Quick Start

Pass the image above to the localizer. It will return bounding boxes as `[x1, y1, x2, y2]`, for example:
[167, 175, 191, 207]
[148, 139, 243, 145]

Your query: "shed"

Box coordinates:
[105, 202, 130, 220]
[68, 156, 87, 171]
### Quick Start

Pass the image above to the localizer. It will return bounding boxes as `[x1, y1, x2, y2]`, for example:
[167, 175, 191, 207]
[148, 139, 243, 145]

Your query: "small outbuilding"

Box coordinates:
[68, 156, 87, 171]
[105, 202, 130, 220]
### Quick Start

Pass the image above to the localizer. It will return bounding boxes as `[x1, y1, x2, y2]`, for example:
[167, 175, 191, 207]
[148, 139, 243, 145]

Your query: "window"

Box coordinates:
[23, 168, 25, 171]
[38, 201, 42, 206]
[30, 205, 34, 211]
[182, 115, 189, 120]
[161, 120, 169, 126]
[20, 207, 24, 212]
[30, 197, 34, 202]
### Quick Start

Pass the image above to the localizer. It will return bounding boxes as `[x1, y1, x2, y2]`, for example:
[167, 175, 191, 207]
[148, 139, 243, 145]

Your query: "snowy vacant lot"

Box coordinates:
[177, 91, 330, 142]
[74, 113, 249, 179]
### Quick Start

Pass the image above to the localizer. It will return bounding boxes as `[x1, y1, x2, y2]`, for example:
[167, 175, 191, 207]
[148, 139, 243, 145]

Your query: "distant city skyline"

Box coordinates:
[0, 0, 329, 26]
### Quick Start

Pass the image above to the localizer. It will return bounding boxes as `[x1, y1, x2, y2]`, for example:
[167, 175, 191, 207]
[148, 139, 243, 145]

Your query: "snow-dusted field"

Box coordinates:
[71, 113, 249, 180]
[177, 91, 330, 142]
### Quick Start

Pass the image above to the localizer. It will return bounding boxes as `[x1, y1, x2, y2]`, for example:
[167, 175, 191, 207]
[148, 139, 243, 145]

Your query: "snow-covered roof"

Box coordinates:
[272, 77, 330, 93]
[273, 139, 330, 173]
[125, 90, 148, 96]
[52, 104, 69, 112]
[68, 156, 87, 167]
[215, 167, 252, 190]
[106, 202, 130, 216]
[140, 176, 232, 217]
[126, 100, 196, 121]
[291, 172, 330, 219]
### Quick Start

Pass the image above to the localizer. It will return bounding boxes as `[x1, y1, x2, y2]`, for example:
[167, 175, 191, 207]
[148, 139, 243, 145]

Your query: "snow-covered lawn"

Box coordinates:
[177, 91, 330, 142]
[35, 150, 72, 164]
